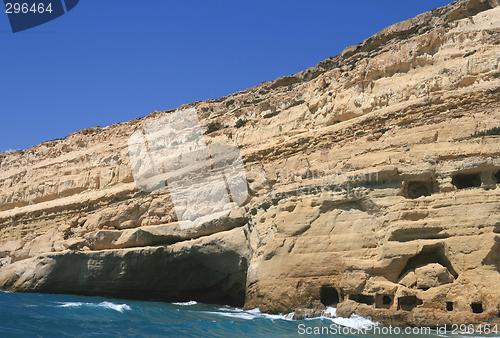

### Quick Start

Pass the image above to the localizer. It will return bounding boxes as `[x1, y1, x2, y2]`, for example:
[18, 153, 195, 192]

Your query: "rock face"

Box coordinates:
[0, 0, 499, 327]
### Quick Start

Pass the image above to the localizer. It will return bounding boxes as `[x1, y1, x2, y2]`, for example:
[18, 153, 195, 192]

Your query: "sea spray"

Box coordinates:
[56, 301, 131, 313]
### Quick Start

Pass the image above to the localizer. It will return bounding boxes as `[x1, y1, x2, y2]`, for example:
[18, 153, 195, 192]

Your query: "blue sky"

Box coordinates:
[0, 0, 452, 151]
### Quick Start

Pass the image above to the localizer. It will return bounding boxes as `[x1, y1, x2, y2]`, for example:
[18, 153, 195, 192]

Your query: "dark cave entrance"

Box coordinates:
[375, 294, 393, 308]
[471, 302, 484, 314]
[482, 240, 500, 272]
[398, 244, 459, 281]
[446, 301, 454, 311]
[320, 286, 340, 306]
[405, 181, 435, 199]
[495, 170, 500, 184]
[349, 294, 374, 306]
[397, 295, 423, 311]
[452, 173, 481, 189]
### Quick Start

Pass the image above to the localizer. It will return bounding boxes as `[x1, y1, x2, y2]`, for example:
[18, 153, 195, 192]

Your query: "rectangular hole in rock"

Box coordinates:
[375, 294, 393, 308]
[349, 294, 374, 306]
[452, 173, 481, 189]
[446, 301, 453, 311]
[471, 302, 483, 314]
[495, 170, 500, 184]
[397, 295, 423, 311]
[404, 180, 435, 199]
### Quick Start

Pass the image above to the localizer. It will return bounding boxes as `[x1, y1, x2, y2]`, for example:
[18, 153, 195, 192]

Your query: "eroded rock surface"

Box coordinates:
[1, 0, 499, 326]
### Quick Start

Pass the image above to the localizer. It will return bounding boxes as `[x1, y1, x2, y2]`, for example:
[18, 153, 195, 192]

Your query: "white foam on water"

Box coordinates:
[324, 306, 336, 317]
[98, 301, 131, 313]
[207, 307, 294, 321]
[205, 311, 257, 320]
[56, 301, 131, 313]
[58, 302, 84, 308]
[208, 305, 373, 327]
[328, 314, 377, 330]
[246, 308, 295, 321]
[172, 301, 197, 306]
[313, 307, 378, 330]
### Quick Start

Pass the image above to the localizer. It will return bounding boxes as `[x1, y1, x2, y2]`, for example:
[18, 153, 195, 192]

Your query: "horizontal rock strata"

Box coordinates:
[1, 0, 499, 326]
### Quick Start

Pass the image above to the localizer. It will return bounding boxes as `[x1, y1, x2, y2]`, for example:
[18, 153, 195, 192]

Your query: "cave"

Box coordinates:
[349, 294, 374, 306]
[41, 240, 249, 308]
[397, 295, 423, 311]
[446, 301, 453, 311]
[320, 286, 340, 306]
[495, 170, 500, 184]
[451, 173, 481, 189]
[404, 180, 435, 199]
[481, 240, 500, 272]
[398, 244, 459, 280]
[471, 302, 483, 314]
[375, 294, 393, 308]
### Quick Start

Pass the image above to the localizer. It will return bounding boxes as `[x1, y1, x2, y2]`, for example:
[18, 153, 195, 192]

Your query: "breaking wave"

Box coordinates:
[56, 301, 131, 313]
[203, 307, 294, 321]
[203, 305, 377, 329]
[0, 292, 484, 337]
[172, 301, 198, 306]
[313, 306, 378, 330]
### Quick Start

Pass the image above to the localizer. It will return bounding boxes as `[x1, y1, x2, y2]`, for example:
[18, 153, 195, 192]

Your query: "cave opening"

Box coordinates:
[375, 294, 393, 308]
[471, 302, 483, 314]
[397, 295, 423, 311]
[405, 181, 434, 199]
[495, 170, 500, 184]
[398, 244, 459, 280]
[452, 173, 481, 189]
[349, 294, 374, 306]
[446, 301, 454, 311]
[320, 286, 340, 306]
[481, 240, 500, 272]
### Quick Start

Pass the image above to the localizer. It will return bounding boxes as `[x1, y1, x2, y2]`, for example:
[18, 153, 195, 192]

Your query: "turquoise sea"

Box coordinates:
[0, 291, 497, 337]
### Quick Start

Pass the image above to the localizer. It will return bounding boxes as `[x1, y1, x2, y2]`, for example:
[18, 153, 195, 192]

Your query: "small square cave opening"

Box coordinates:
[452, 173, 481, 189]
[397, 295, 423, 311]
[349, 294, 374, 306]
[375, 294, 393, 308]
[471, 302, 483, 314]
[404, 180, 435, 199]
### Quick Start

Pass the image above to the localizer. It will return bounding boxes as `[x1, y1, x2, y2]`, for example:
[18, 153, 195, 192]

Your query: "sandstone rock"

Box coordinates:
[0, 227, 249, 306]
[0, 0, 499, 327]
[399, 271, 417, 288]
[415, 263, 455, 289]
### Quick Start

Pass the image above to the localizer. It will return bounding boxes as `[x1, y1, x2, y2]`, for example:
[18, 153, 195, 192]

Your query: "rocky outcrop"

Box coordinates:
[1, 0, 499, 326]
[0, 227, 248, 306]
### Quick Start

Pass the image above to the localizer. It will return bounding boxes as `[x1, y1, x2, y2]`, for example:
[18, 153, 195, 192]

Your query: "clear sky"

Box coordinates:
[0, 0, 452, 152]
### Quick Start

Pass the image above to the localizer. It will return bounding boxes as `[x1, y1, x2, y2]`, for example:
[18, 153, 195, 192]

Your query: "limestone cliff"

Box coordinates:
[1, 0, 499, 326]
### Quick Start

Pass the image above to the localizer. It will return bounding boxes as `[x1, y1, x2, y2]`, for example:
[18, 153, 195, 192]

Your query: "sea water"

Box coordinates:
[0, 291, 495, 337]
